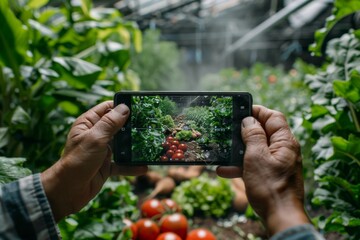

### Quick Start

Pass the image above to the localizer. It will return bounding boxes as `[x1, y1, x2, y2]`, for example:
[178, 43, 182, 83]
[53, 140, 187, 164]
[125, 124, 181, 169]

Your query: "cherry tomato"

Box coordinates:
[166, 150, 175, 158]
[162, 141, 171, 150]
[161, 155, 169, 161]
[170, 145, 177, 151]
[172, 140, 180, 147]
[123, 219, 138, 240]
[172, 152, 184, 161]
[167, 136, 175, 143]
[161, 199, 181, 213]
[178, 144, 187, 152]
[141, 199, 165, 219]
[136, 219, 160, 240]
[157, 232, 182, 240]
[186, 229, 216, 240]
[160, 213, 188, 240]
[175, 149, 184, 154]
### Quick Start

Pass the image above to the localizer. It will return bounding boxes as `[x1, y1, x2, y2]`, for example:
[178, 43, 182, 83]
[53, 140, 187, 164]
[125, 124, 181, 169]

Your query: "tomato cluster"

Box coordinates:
[161, 136, 188, 162]
[124, 198, 216, 240]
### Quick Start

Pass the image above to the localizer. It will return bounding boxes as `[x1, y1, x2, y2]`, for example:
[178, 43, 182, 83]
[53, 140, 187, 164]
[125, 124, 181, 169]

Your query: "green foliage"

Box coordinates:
[176, 130, 193, 141]
[59, 180, 139, 240]
[171, 173, 234, 218]
[0, 0, 141, 170]
[184, 107, 212, 129]
[199, 61, 313, 117]
[309, 0, 360, 56]
[304, 29, 360, 239]
[158, 97, 178, 116]
[131, 96, 175, 162]
[209, 97, 232, 148]
[160, 115, 175, 129]
[0, 156, 31, 184]
[130, 29, 185, 90]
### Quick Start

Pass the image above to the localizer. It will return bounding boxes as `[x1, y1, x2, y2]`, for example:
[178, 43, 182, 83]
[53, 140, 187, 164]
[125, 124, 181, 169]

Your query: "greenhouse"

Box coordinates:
[0, 0, 359, 239]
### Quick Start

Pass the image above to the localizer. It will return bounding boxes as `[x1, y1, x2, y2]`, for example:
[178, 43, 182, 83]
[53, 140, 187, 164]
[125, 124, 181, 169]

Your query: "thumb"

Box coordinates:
[91, 104, 130, 144]
[241, 117, 268, 152]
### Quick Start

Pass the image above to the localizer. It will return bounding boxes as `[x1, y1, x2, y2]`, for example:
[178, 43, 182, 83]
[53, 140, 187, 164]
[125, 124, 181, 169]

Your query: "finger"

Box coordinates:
[90, 104, 130, 144]
[73, 101, 114, 129]
[241, 116, 268, 148]
[110, 164, 148, 176]
[216, 166, 243, 178]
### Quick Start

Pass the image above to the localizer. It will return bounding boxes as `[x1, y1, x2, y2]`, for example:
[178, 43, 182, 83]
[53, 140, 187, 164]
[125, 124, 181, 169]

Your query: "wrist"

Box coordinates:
[265, 195, 310, 236]
[41, 162, 72, 222]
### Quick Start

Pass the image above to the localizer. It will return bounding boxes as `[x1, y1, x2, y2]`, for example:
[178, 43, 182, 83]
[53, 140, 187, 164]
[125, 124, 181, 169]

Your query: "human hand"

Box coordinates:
[41, 101, 148, 222]
[217, 105, 309, 235]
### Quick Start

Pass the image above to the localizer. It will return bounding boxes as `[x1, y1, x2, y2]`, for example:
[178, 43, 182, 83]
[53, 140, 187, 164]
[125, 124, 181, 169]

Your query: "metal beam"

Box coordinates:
[221, 0, 313, 58]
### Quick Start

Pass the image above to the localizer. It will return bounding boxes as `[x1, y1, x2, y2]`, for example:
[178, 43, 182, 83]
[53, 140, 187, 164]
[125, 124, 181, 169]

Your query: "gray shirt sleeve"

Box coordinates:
[0, 173, 60, 239]
[270, 224, 325, 240]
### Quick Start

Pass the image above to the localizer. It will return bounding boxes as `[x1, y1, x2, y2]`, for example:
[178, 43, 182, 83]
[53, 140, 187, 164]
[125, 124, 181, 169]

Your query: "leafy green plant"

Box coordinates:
[176, 130, 193, 141]
[0, 0, 141, 170]
[0, 156, 31, 184]
[59, 180, 139, 240]
[172, 173, 234, 218]
[184, 106, 212, 129]
[130, 29, 185, 90]
[209, 97, 232, 148]
[304, 27, 360, 239]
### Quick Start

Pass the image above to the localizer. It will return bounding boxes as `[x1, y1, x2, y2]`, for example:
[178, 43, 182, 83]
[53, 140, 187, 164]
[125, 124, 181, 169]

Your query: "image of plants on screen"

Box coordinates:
[131, 95, 232, 162]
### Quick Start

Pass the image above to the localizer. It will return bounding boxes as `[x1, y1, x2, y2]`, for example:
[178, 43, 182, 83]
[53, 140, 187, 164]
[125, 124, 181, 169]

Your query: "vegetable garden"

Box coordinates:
[0, 0, 360, 239]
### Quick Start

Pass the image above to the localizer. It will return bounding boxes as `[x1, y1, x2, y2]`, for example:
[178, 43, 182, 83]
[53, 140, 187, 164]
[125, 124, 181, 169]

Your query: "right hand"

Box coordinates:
[217, 105, 309, 235]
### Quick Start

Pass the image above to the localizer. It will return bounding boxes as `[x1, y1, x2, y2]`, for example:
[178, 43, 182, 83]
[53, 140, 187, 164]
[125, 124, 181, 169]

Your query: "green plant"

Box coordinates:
[0, 0, 141, 170]
[0, 156, 31, 184]
[209, 97, 232, 148]
[176, 130, 193, 141]
[130, 29, 185, 90]
[161, 115, 175, 129]
[171, 173, 233, 218]
[184, 107, 212, 129]
[59, 180, 139, 240]
[159, 97, 178, 116]
[302, 1, 360, 237]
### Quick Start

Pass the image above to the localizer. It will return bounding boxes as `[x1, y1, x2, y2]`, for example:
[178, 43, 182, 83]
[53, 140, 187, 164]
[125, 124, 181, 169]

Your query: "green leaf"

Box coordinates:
[11, 106, 31, 130]
[59, 101, 80, 115]
[0, 0, 28, 75]
[132, 28, 142, 53]
[0, 127, 9, 148]
[27, 0, 49, 9]
[0, 156, 32, 184]
[309, 0, 360, 56]
[52, 57, 102, 89]
[333, 71, 360, 103]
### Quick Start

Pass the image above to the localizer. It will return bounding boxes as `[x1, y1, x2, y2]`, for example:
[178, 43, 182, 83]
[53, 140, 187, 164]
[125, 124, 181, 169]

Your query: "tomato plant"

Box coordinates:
[160, 213, 188, 240]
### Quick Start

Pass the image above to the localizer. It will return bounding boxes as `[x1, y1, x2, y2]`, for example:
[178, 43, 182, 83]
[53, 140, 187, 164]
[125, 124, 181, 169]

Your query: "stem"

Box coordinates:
[349, 103, 360, 132]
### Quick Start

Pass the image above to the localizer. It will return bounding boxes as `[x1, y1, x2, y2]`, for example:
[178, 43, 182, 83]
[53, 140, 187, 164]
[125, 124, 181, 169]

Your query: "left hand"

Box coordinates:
[41, 101, 147, 222]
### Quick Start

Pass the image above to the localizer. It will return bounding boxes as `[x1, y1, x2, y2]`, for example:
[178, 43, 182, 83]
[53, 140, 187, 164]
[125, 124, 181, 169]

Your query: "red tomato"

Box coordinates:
[123, 219, 138, 240]
[178, 144, 187, 152]
[175, 149, 184, 154]
[162, 141, 171, 150]
[161, 199, 181, 213]
[170, 145, 177, 151]
[136, 219, 160, 240]
[167, 136, 175, 143]
[160, 213, 188, 240]
[172, 152, 184, 161]
[157, 232, 182, 240]
[172, 140, 180, 147]
[186, 229, 216, 240]
[161, 155, 169, 161]
[166, 150, 175, 158]
[141, 199, 165, 219]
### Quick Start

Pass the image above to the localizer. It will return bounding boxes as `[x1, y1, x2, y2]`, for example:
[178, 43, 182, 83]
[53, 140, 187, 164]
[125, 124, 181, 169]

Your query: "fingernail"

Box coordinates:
[242, 117, 256, 128]
[118, 104, 129, 116]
